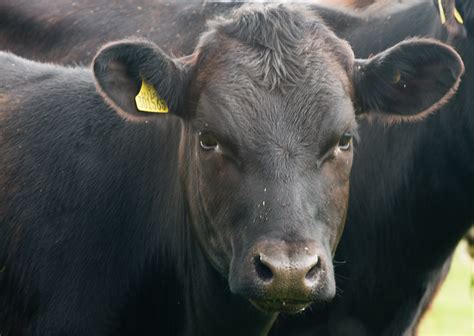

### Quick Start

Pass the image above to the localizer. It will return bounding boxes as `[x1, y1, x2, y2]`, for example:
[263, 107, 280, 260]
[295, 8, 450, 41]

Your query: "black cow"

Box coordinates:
[0, 1, 470, 336]
[0, 4, 462, 336]
[0, 1, 237, 64]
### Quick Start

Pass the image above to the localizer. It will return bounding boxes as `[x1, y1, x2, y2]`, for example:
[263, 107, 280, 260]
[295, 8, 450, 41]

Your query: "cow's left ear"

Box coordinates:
[353, 38, 464, 121]
[93, 39, 191, 121]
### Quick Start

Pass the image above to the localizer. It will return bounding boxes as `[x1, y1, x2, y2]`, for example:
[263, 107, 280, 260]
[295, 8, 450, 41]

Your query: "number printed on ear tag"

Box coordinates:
[135, 80, 169, 113]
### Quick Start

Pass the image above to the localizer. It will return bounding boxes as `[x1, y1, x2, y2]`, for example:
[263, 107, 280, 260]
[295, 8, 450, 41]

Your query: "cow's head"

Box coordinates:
[92, 4, 463, 314]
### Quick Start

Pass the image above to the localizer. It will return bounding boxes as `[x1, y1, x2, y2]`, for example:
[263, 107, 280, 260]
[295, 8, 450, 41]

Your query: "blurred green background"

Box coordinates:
[418, 241, 473, 336]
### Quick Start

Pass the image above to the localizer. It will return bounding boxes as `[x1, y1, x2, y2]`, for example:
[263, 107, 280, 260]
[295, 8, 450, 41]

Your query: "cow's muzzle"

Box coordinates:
[229, 240, 335, 314]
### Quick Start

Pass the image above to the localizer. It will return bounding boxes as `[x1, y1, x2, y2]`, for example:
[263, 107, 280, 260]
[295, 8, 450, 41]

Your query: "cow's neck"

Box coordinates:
[414, 12, 474, 251]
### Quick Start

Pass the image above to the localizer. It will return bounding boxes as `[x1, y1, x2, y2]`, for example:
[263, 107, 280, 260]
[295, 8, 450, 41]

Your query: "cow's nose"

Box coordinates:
[229, 240, 335, 313]
[253, 250, 321, 289]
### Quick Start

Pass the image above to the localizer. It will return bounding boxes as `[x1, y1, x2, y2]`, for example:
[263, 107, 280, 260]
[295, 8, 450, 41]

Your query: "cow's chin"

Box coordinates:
[249, 299, 311, 314]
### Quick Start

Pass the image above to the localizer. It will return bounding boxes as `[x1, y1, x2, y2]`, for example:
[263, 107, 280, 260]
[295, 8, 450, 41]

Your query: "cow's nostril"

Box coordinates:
[254, 255, 273, 282]
[305, 257, 320, 282]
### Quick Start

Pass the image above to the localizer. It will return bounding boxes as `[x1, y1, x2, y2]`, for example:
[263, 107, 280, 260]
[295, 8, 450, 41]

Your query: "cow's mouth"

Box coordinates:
[249, 299, 311, 314]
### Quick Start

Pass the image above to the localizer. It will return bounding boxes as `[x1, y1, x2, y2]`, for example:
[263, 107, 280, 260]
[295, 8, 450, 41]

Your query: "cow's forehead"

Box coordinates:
[190, 3, 357, 155]
[196, 22, 354, 94]
[194, 70, 356, 155]
[194, 32, 354, 131]
[193, 3, 354, 94]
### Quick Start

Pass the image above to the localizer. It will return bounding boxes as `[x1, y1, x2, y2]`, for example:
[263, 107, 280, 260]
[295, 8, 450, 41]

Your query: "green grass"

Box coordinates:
[418, 241, 474, 336]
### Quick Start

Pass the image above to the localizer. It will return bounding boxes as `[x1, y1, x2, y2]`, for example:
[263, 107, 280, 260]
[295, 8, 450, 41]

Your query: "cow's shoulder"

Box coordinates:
[0, 52, 85, 86]
[0, 52, 130, 139]
[0, 52, 94, 114]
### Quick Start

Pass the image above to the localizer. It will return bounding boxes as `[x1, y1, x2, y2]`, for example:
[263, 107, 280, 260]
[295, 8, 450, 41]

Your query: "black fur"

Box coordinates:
[0, 5, 365, 335]
[0, 1, 470, 336]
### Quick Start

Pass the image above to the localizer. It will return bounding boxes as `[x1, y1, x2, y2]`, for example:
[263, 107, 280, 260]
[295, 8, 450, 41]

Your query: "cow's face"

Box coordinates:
[182, 31, 356, 313]
[183, 80, 354, 312]
[93, 5, 464, 314]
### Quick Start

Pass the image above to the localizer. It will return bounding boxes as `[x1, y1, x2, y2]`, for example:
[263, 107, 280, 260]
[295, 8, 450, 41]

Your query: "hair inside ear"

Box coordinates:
[94, 58, 144, 119]
[353, 38, 464, 122]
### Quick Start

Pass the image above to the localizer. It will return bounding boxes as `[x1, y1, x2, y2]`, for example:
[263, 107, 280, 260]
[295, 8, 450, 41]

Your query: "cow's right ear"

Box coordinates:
[93, 39, 189, 121]
[352, 38, 464, 123]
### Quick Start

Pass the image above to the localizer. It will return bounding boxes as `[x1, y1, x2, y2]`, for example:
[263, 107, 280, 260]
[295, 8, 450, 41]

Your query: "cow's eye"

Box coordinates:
[338, 132, 352, 151]
[199, 131, 218, 150]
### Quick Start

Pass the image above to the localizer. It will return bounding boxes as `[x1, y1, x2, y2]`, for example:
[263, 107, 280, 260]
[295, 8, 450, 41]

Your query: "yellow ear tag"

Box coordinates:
[454, 7, 464, 25]
[135, 80, 169, 113]
[438, 0, 447, 24]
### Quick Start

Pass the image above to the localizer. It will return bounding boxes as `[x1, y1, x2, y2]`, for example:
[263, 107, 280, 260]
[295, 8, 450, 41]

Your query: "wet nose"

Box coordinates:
[229, 240, 336, 313]
[253, 249, 321, 291]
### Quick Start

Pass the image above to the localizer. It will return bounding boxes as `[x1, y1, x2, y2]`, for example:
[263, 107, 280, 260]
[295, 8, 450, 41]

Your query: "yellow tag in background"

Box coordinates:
[135, 80, 169, 113]
[454, 7, 464, 25]
[437, 0, 464, 26]
[438, 0, 447, 24]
